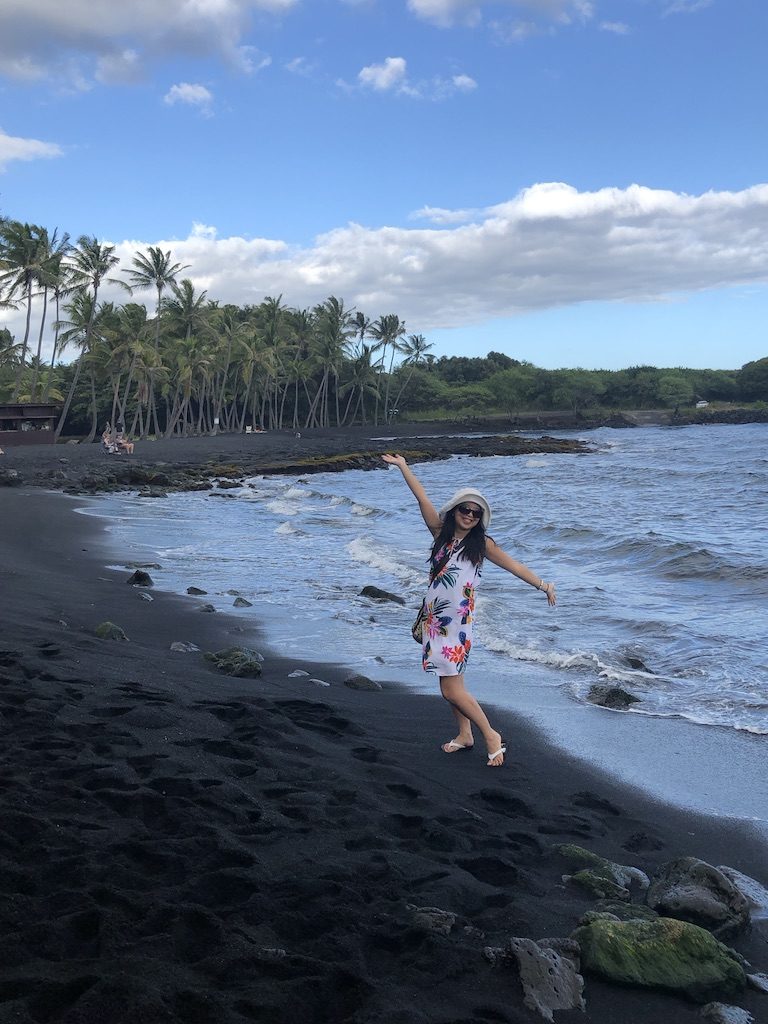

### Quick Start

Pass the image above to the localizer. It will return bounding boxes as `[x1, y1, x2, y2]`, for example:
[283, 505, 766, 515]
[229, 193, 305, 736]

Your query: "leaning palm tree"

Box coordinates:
[390, 333, 433, 415]
[30, 227, 71, 400]
[0, 220, 47, 400]
[123, 246, 188, 435]
[55, 235, 121, 439]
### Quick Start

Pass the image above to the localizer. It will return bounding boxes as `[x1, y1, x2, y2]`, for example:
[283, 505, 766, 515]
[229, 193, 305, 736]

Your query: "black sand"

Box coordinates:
[0, 436, 767, 1024]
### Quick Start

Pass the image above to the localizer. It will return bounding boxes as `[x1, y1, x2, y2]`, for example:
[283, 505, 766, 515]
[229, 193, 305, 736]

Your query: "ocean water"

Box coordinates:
[82, 423, 768, 737]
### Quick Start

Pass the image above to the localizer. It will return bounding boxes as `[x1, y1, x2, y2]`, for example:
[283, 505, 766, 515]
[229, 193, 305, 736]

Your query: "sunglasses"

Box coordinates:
[456, 504, 483, 520]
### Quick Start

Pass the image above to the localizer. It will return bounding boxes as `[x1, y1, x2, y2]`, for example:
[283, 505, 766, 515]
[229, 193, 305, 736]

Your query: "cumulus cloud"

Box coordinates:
[163, 82, 214, 115]
[12, 182, 757, 342]
[0, 0, 293, 86]
[0, 127, 63, 172]
[358, 56, 409, 91]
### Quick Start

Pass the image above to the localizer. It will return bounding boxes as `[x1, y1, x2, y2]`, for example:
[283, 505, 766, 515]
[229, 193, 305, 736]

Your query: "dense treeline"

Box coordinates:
[1, 218, 766, 437]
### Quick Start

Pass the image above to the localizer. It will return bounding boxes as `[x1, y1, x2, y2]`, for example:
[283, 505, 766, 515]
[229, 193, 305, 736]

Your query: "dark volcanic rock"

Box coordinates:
[360, 585, 406, 605]
[587, 685, 641, 710]
[127, 570, 154, 587]
[204, 647, 263, 678]
[187, 586, 207, 595]
[343, 673, 383, 692]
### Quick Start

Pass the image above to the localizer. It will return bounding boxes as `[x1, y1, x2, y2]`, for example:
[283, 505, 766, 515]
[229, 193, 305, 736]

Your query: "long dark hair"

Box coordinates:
[430, 507, 487, 569]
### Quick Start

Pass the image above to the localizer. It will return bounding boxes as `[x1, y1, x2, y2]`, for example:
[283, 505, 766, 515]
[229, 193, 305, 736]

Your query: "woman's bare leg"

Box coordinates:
[439, 674, 505, 766]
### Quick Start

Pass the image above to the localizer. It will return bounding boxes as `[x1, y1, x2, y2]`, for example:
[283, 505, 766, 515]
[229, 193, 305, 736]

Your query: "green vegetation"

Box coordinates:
[1, 217, 766, 436]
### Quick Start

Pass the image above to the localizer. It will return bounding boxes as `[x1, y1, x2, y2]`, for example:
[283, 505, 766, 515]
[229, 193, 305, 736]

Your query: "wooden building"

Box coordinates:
[0, 404, 59, 446]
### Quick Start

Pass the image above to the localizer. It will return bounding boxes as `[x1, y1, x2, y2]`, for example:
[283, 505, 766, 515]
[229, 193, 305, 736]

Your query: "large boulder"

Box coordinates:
[647, 858, 751, 936]
[573, 917, 746, 1002]
[204, 647, 263, 678]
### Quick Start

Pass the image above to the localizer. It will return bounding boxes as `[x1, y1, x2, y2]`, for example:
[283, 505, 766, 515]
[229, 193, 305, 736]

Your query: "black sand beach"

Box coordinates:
[1, 434, 767, 1023]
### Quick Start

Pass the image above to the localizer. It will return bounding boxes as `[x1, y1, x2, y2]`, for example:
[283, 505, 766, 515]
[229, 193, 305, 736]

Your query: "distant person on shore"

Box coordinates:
[115, 430, 135, 455]
[382, 454, 556, 767]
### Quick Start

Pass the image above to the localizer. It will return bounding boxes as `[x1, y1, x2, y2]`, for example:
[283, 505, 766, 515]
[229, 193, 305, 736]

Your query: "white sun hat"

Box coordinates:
[438, 488, 492, 529]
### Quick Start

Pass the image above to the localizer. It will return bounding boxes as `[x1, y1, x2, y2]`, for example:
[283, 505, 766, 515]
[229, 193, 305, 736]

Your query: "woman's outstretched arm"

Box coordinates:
[381, 454, 441, 534]
[485, 537, 557, 606]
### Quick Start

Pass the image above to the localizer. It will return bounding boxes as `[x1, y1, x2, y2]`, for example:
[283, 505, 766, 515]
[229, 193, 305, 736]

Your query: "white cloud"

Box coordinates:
[664, 0, 712, 14]
[5, 182, 768, 356]
[355, 58, 477, 100]
[0, 0, 292, 86]
[163, 82, 214, 115]
[25, 182, 763, 339]
[0, 127, 63, 172]
[407, 0, 595, 28]
[599, 21, 630, 35]
[452, 73, 477, 91]
[358, 56, 408, 91]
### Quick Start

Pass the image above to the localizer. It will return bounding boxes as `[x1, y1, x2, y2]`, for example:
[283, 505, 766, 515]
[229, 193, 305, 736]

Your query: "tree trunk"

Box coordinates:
[31, 286, 49, 400]
[11, 281, 34, 401]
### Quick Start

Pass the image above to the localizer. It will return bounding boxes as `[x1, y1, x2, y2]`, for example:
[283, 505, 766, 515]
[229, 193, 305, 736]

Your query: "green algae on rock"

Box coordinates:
[204, 646, 263, 678]
[573, 917, 747, 1002]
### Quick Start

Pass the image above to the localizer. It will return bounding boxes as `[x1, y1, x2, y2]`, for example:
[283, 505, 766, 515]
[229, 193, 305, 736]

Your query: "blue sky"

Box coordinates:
[1, 0, 767, 370]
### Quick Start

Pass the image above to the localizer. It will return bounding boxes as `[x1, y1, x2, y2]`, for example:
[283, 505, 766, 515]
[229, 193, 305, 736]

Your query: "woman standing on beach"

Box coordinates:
[382, 454, 556, 767]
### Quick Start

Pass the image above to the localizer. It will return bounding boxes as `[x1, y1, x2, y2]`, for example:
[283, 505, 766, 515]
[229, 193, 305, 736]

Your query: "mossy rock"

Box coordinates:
[95, 621, 128, 641]
[556, 844, 648, 890]
[573, 917, 746, 1002]
[594, 900, 659, 923]
[570, 869, 630, 901]
[204, 647, 263, 678]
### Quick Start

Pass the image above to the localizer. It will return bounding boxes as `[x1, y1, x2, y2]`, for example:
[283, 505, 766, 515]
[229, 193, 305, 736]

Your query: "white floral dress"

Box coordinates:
[421, 538, 482, 676]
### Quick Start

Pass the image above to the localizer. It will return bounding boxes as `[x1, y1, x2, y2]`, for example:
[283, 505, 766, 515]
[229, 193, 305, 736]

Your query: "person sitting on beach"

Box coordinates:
[382, 454, 556, 767]
[115, 431, 135, 455]
[101, 425, 119, 454]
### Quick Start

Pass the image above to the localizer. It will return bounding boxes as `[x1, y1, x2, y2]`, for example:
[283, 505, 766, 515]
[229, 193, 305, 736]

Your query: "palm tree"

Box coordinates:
[338, 343, 381, 424]
[30, 227, 71, 400]
[123, 246, 188, 435]
[390, 333, 433, 415]
[42, 247, 75, 402]
[161, 279, 214, 435]
[370, 313, 406, 423]
[55, 235, 121, 439]
[305, 296, 353, 427]
[351, 310, 370, 358]
[0, 220, 47, 400]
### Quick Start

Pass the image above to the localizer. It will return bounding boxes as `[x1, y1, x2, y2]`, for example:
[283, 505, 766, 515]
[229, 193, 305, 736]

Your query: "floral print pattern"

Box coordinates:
[421, 539, 482, 676]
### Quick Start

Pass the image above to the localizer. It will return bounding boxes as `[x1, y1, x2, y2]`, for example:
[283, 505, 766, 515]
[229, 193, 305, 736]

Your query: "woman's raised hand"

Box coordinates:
[382, 453, 408, 470]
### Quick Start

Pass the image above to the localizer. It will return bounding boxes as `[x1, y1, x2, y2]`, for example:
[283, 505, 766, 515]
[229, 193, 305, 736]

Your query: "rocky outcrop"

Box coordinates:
[647, 858, 751, 936]
[573, 917, 746, 1002]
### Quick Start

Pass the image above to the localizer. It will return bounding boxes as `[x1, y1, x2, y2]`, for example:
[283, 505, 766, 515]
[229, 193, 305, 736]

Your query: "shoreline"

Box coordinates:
[1, 486, 766, 1022]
